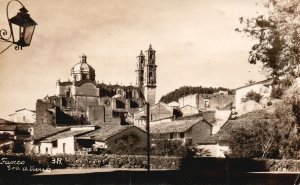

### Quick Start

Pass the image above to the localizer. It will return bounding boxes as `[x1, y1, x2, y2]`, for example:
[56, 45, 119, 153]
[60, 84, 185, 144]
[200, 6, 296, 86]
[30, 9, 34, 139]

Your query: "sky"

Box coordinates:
[0, 0, 267, 119]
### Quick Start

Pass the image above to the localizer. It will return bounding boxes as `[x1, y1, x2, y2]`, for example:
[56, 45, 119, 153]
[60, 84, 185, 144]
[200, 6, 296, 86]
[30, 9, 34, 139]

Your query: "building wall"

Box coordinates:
[197, 94, 234, 110]
[106, 127, 147, 148]
[197, 144, 229, 158]
[191, 122, 212, 144]
[178, 94, 234, 111]
[0, 131, 15, 135]
[235, 83, 272, 113]
[134, 103, 174, 125]
[180, 105, 199, 117]
[9, 110, 36, 123]
[178, 94, 198, 108]
[72, 83, 99, 97]
[36, 100, 55, 125]
[40, 136, 75, 155]
[56, 84, 72, 96]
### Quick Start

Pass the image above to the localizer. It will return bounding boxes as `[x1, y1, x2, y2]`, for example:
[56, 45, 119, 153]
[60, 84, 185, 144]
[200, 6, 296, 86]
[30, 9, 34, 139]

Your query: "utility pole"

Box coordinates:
[146, 102, 150, 171]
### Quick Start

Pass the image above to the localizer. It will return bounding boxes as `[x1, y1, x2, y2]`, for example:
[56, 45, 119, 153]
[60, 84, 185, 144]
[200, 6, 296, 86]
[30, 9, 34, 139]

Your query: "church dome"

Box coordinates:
[71, 54, 96, 82]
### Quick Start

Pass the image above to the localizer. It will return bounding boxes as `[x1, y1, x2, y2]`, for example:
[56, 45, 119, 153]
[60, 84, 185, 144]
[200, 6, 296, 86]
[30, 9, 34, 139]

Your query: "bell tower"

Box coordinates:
[135, 50, 145, 89]
[144, 44, 157, 106]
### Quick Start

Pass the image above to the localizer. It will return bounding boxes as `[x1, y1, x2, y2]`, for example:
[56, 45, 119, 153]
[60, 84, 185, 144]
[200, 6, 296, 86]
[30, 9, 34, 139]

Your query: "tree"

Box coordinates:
[236, 0, 300, 80]
[242, 90, 263, 103]
[229, 84, 300, 159]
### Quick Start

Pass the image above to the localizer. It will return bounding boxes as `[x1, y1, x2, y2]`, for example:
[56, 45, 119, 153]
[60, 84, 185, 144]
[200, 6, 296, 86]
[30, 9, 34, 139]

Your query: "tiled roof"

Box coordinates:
[151, 117, 209, 134]
[33, 124, 70, 140]
[0, 125, 17, 131]
[41, 130, 92, 142]
[80, 125, 144, 141]
[0, 118, 8, 124]
[59, 81, 72, 86]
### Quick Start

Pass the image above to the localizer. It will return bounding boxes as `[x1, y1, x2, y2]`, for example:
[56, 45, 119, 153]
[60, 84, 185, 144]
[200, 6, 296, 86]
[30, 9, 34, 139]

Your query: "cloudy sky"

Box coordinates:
[0, 0, 266, 119]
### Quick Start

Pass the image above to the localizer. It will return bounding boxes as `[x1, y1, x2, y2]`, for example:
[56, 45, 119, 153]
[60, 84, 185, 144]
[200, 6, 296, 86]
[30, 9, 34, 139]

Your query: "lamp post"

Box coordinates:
[0, 0, 37, 54]
[140, 102, 151, 171]
[145, 102, 150, 172]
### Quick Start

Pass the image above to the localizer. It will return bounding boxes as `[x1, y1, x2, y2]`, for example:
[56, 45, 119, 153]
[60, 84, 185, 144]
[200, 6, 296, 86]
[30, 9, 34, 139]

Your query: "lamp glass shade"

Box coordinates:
[22, 25, 35, 46]
[9, 7, 37, 47]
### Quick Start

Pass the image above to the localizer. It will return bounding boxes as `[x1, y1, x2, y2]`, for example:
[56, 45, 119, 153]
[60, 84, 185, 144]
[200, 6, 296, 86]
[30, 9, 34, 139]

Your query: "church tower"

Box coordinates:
[144, 44, 157, 106]
[135, 50, 145, 89]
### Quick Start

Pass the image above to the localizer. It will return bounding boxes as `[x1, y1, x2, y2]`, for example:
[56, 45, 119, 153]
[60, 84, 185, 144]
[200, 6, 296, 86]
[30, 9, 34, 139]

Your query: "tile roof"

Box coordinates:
[79, 125, 145, 141]
[0, 125, 17, 131]
[33, 124, 70, 140]
[41, 130, 92, 142]
[150, 117, 209, 134]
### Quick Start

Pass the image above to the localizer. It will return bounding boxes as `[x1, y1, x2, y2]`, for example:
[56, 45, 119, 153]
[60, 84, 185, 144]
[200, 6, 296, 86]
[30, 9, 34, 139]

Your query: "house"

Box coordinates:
[167, 101, 180, 109]
[0, 122, 35, 153]
[235, 78, 273, 114]
[178, 93, 234, 111]
[77, 125, 147, 150]
[8, 108, 36, 123]
[180, 105, 200, 117]
[38, 129, 94, 155]
[151, 117, 212, 145]
[134, 102, 177, 128]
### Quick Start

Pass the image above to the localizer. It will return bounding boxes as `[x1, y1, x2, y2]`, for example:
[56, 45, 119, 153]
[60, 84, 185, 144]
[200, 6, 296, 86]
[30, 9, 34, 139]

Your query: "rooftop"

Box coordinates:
[151, 117, 210, 134]
[41, 130, 92, 142]
[79, 125, 144, 141]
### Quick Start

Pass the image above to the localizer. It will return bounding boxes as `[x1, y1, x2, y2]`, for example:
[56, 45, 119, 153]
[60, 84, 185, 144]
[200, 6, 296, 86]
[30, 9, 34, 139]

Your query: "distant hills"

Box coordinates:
[159, 86, 233, 104]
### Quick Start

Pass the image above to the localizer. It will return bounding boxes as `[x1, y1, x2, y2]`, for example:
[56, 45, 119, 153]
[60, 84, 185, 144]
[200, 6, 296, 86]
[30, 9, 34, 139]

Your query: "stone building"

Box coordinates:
[151, 117, 212, 145]
[133, 102, 177, 128]
[8, 108, 36, 123]
[234, 79, 273, 114]
[36, 45, 157, 127]
[178, 93, 234, 111]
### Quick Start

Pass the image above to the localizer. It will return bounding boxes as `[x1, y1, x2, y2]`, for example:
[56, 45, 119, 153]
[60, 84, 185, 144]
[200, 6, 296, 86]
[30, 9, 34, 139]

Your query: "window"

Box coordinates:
[204, 100, 210, 108]
[52, 140, 58, 147]
[170, 133, 174, 139]
[45, 147, 48, 154]
[180, 132, 185, 139]
[66, 91, 70, 97]
[63, 143, 66, 153]
[23, 116, 26, 122]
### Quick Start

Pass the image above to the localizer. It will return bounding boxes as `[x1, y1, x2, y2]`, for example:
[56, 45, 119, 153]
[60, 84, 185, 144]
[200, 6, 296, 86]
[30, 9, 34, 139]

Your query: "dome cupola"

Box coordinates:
[71, 54, 95, 82]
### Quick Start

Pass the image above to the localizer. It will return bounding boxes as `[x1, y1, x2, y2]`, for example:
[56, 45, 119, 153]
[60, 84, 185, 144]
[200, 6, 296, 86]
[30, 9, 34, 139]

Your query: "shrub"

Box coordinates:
[109, 133, 146, 155]
[242, 90, 263, 103]
[152, 139, 194, 157]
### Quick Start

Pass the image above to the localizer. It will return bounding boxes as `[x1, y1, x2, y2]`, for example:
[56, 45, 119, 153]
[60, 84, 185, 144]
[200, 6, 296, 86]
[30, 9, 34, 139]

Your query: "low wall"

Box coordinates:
[1, 154, 300, 172]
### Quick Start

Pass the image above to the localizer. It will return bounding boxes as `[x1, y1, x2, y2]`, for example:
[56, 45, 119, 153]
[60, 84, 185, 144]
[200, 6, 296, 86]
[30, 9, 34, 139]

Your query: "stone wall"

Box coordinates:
[2, 154, 300, 172]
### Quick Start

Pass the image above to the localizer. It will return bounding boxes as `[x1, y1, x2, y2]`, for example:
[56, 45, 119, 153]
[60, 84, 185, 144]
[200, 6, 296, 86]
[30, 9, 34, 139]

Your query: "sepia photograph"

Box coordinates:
[0, 0, 299, 184]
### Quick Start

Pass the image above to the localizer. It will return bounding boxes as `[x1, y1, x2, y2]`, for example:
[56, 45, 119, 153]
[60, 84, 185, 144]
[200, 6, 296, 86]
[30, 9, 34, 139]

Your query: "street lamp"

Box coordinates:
[0, 0, 37, 54]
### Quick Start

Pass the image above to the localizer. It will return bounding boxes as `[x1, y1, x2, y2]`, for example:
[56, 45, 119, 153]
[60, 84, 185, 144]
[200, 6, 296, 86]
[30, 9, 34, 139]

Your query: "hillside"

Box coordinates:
[159, 86, 233, 104]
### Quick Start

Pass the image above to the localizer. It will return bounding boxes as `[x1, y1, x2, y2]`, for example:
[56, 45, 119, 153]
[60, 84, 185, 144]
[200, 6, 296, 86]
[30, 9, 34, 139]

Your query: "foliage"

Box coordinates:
[160, 86, 233, 104]
[229, 84, 300, 159]
[109, 133, 146, 155]
[229, 120, 280, 158]
[151, 138, 196, 157]
[242, 90, 263, 103]
[236, 0, 300, 79]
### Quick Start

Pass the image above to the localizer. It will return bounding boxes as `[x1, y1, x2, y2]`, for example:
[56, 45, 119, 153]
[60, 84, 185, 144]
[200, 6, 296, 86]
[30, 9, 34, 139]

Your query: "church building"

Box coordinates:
[36, 45, 157, 127]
